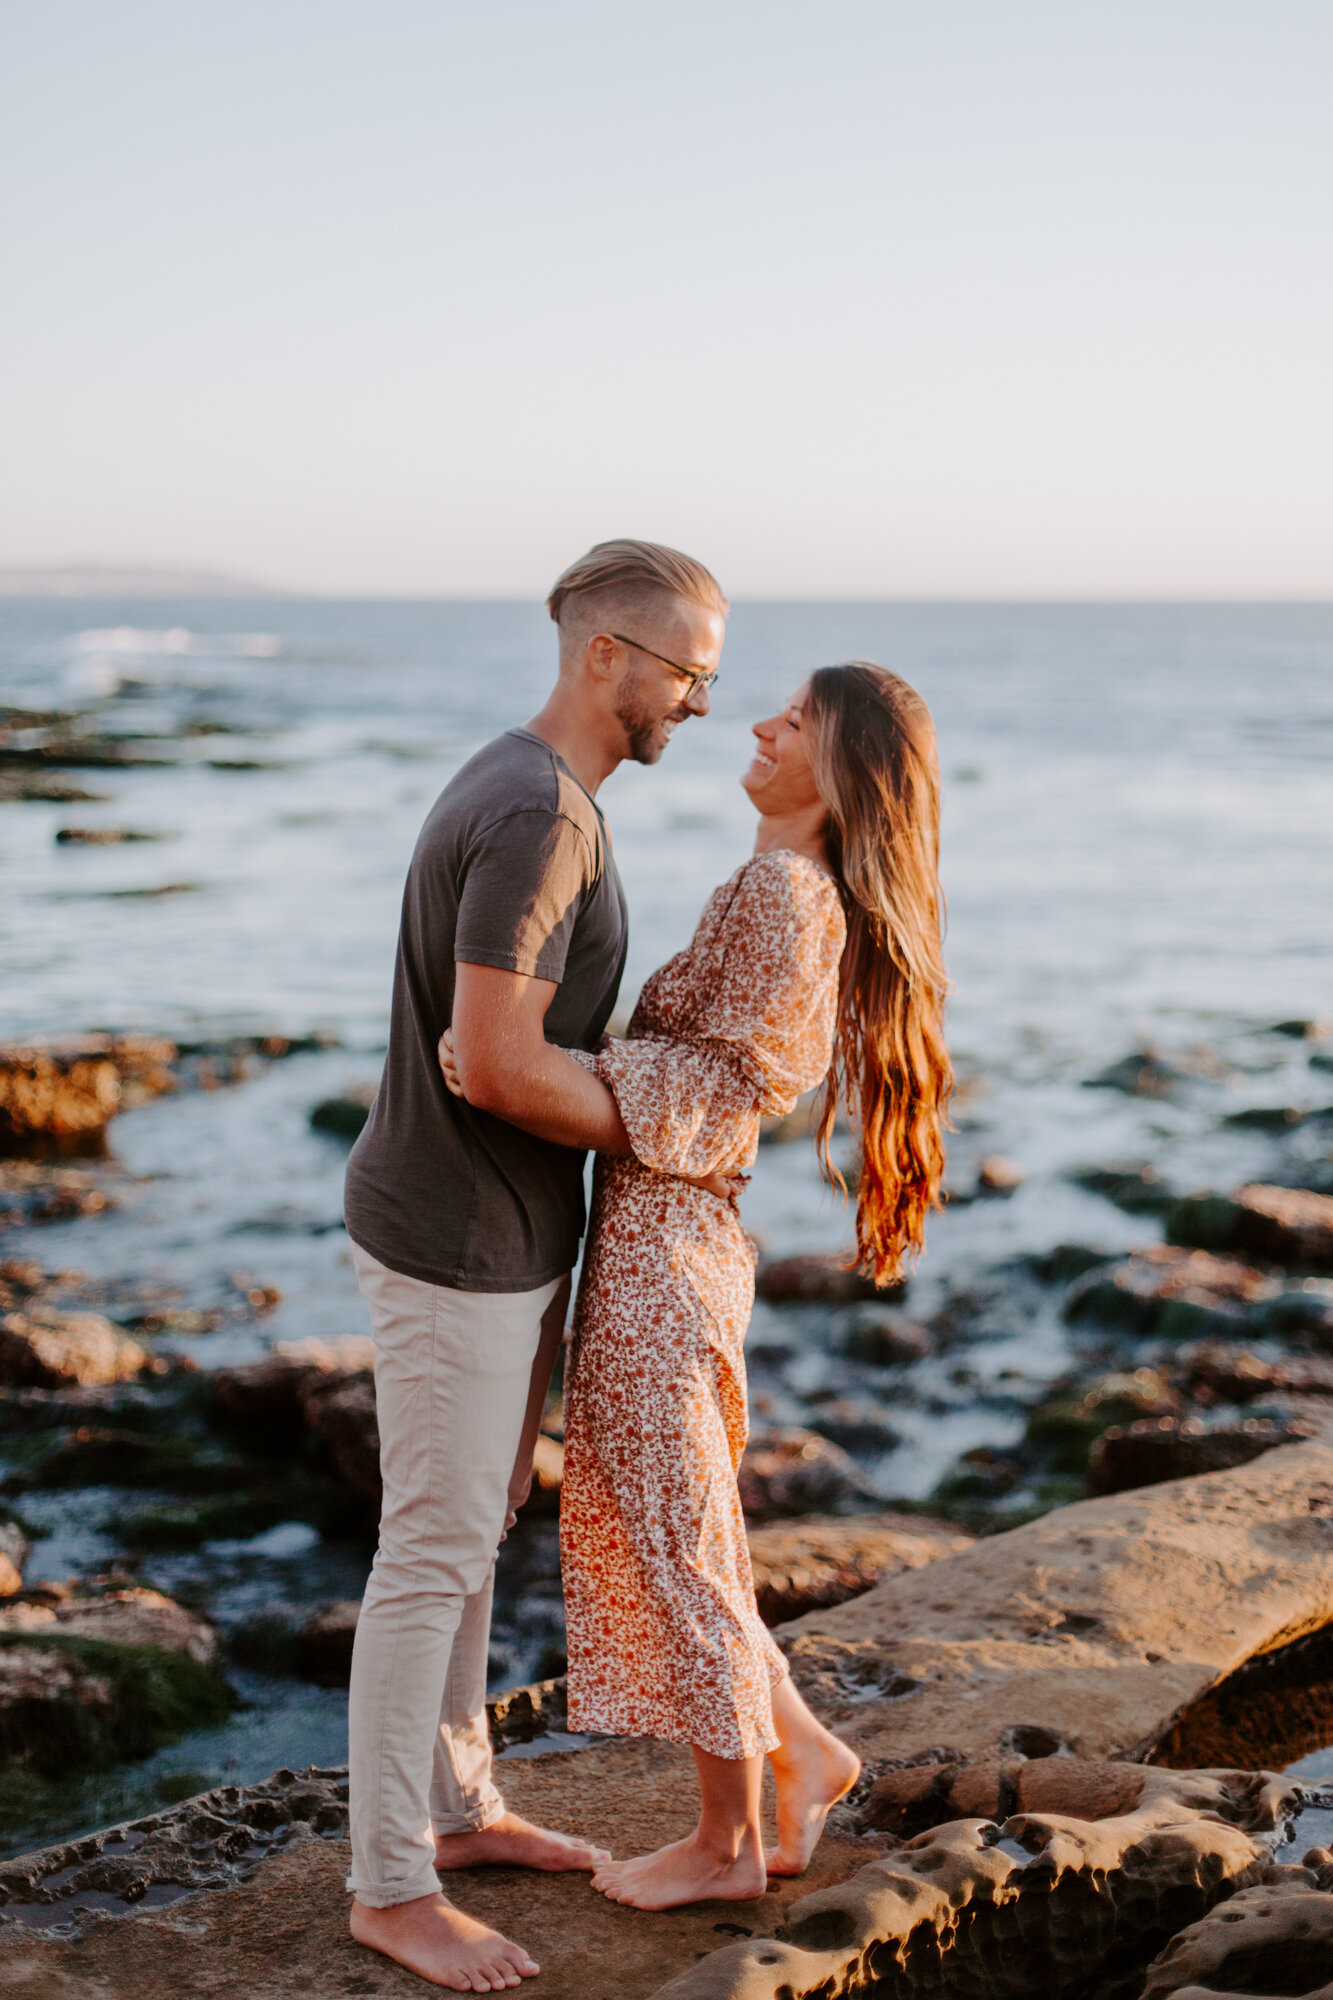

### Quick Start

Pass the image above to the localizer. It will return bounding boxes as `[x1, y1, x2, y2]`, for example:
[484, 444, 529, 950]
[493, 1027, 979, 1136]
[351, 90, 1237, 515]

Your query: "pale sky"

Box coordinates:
[3, 1, 1331, 597]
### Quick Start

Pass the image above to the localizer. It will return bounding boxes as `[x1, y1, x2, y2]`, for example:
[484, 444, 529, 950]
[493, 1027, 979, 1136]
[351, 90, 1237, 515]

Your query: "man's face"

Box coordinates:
[609, 598, 726, 766]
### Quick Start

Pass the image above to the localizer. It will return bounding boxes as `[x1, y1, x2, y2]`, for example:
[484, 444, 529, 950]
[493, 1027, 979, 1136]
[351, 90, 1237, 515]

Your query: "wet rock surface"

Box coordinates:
[1169, 1183, 1333, 1273]
[1141, 1877, 1333, 1999]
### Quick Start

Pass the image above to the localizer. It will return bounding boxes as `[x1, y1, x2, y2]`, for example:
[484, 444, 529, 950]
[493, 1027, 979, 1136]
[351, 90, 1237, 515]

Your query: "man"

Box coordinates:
[342, 538, 728, 1990]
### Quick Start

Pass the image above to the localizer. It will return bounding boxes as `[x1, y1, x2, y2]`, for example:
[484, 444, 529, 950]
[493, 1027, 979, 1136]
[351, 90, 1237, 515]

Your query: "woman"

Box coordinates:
[445, 662, 950, 1912]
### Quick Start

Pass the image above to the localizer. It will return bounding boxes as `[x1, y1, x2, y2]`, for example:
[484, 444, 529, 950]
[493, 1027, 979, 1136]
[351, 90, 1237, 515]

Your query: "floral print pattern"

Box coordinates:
[560, 850, 846, 1759]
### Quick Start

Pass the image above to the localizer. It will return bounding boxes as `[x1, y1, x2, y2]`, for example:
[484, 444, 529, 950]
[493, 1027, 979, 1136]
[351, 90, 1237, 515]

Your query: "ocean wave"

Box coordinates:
[71, 627, 284, 659]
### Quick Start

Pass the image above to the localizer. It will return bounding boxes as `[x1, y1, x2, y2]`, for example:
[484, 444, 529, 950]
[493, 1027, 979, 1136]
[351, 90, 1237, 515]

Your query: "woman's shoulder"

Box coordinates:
[736, 847, 843, 909]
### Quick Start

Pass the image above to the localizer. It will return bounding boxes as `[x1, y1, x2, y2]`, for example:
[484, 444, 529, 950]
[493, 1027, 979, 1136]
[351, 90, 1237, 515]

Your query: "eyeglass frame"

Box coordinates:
[610, 632, 719, 704]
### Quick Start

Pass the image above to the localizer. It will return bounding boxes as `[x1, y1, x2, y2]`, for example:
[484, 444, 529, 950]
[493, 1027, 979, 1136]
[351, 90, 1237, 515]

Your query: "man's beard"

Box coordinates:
[614, 664, 680, 766]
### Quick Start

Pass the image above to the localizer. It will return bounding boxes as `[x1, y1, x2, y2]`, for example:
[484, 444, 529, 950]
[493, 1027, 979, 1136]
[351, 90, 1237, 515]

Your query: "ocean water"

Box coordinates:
[2, 598, 1332, 1851]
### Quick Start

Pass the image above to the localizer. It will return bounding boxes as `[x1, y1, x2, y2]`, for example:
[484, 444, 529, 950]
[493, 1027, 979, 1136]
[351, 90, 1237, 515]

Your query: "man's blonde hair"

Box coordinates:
[546, 539, 727, 625]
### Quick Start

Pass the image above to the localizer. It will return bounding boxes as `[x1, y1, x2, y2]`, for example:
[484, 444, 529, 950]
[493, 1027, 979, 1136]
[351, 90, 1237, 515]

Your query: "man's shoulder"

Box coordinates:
[416, 730, 602, 866]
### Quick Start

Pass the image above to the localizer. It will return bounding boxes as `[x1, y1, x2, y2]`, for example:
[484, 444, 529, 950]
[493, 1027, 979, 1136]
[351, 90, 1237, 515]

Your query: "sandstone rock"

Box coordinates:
[737, 1427, 882, 1520]
[213, 1337, 374, 1431]
[1149, 1615, 1333, 1771]
[0, 1160, 114, 1225]
[1178, 1344, 1333, 1406]
[0, 1306, 147, 1387]
[521, 1432, 565, 1515]
[1169, 1183, 1333, 1272]
[653, 1795, 1270, 1999]
[776, 1440, 1333, 1771]
[1089, 1414, 1320, 1496]
[747, 1513, 971, 1626]
[755, 1253, 895, 1305]
[1141, 1877, 1333, 2000]
[0, 1520, 28, 1594]
[977, 1154, 1025, 1194]
[41, 1587, 218, 1666]
[0, 1035, 177, 1146]
[861, 1754, 1297, 1840]
[293, 1600, 360, 1685]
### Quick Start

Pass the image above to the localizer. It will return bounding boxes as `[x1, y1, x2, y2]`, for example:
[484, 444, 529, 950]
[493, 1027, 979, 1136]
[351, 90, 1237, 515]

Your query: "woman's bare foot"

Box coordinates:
[435, 1810, 611, 1873]
[350, 1893, 539, 1992]
[765, 1733, 861, 1876]
[591, 1831, 766, 1911]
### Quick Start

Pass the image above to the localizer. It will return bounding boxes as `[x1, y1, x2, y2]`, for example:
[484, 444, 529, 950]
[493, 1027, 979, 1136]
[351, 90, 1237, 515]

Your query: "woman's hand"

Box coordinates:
[679, 1166, 751, 1208]
[438, 1028, 464, 1098]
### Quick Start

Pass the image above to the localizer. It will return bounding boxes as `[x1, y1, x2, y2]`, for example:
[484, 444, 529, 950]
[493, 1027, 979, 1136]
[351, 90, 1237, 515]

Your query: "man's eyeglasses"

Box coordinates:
[612, 633, 718, 704]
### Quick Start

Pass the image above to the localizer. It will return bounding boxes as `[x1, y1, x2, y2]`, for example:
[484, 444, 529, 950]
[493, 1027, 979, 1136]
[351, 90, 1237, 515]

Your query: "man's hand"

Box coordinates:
[439, 1027, 464, 1098]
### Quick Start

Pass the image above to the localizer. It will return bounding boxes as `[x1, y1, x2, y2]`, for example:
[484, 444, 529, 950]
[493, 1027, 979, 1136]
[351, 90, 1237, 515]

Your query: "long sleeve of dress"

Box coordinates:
[578, 852, 844, 1181]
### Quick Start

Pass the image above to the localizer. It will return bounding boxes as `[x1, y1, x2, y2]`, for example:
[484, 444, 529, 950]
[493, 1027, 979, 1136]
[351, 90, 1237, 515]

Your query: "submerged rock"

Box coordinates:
[755, 1253, 895, 1305]
[0, 1306, 147, 1388]
[738, 1427, 882, 1520]
[0, 1589, 228, 1777]
[1066, 1244, 1281, 1339]
[839, 1306, 933, 1366]
[1169, 1182, 1333, 1272]
[1085, 1050, 1190, 1097]
[309, 1089, 375, 1141]
[298, 1370, 380, 1501]
[1070, 1160, 1177, 1214]
[294, 1600, 360, 1685]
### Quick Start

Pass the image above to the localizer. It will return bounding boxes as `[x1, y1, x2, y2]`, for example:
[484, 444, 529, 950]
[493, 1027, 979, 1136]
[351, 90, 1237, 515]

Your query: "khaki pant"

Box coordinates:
[346, 1243, 565, 1908]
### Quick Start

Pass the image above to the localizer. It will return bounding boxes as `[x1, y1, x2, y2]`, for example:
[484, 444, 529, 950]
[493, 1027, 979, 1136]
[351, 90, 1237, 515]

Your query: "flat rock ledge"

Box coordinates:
[3, 1443, 1333, 1999]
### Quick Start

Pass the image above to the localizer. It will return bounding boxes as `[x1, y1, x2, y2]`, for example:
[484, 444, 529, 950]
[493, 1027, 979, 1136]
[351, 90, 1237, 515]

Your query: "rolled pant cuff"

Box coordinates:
[345, 1863, 442, 1909]
[431, 1793, 506, 1836]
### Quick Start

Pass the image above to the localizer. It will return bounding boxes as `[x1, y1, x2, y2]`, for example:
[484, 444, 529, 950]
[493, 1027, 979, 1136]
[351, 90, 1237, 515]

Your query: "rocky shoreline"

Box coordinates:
[2, 1445, 1331, 1997]
[2, 1011, 1333, 1992]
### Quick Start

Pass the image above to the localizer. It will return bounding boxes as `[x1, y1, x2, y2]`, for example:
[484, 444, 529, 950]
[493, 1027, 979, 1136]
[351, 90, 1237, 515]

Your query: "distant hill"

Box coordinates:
[0, 564, 283, 598]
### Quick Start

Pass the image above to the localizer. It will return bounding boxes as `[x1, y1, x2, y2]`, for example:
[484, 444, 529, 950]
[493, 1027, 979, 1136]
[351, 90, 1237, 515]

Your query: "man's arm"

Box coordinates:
[449, 961, 632, 1153]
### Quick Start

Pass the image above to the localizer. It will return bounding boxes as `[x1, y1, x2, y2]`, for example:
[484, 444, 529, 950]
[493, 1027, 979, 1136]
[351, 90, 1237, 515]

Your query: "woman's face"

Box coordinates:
[741, 681, 824, 815]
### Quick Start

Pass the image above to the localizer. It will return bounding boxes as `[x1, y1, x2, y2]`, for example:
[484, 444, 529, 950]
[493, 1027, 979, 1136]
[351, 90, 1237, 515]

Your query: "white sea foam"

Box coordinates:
[70, 626, 284, 660]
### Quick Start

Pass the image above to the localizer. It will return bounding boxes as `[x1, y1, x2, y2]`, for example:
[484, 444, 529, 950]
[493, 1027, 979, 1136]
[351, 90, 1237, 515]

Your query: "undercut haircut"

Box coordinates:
[546, 539, 728, 626]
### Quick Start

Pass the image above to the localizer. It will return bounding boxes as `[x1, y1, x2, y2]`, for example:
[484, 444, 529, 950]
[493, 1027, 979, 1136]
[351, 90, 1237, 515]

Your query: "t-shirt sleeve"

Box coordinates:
[454, 809, 594, 982]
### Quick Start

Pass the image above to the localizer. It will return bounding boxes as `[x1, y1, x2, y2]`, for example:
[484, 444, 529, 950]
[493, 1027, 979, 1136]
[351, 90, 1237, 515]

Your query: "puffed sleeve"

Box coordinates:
[583, 853, 845, 1179]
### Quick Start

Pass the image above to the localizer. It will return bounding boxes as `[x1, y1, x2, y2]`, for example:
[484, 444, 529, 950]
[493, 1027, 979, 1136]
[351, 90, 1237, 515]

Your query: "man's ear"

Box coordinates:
[584, 631, 620, 682]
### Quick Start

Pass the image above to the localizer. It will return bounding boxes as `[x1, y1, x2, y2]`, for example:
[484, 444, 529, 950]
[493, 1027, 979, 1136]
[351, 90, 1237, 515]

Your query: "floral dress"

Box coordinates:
[560, 849, 846, 1760]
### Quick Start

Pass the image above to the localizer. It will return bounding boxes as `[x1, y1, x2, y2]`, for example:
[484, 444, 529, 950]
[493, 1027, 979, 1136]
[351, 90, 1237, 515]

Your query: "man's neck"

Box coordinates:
[522, 686, 623, 796]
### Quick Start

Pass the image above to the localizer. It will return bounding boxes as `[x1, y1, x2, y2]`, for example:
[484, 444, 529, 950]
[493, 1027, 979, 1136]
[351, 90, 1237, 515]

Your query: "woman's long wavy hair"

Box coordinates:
[806, 662, 952, 1284]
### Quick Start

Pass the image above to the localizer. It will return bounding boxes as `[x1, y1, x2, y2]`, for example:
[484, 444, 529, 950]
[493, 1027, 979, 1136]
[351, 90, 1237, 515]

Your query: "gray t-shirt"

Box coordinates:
[344, 728, 628, 1291]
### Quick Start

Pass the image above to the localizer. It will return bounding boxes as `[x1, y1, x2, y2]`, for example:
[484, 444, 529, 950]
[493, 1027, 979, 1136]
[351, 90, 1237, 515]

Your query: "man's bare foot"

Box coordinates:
[591, 1832, 766, 1911]
[435, 1810, 611, 1873]
[765, 1732, 861, 1876]
[350, 1893, 539, 1992]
